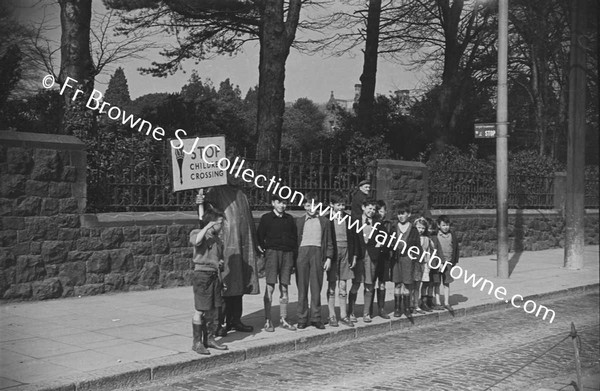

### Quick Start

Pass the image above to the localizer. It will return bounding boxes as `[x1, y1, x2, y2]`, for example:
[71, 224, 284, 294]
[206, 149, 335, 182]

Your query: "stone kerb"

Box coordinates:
[373, 159, 428, 216]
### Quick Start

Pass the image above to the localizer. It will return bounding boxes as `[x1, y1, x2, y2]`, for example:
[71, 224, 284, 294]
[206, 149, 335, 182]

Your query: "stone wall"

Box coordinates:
[429, 209, 599, 258]
[1, 131, 87, 300]
[0, 132, 598, 301]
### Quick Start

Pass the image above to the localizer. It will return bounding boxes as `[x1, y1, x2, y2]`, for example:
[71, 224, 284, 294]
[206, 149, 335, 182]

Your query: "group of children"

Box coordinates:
[189, 181, 460, 354]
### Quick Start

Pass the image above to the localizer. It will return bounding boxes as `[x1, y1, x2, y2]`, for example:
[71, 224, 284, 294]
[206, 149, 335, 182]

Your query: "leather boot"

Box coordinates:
[205, 320, 227, 351]
[394, 295, 402, 317]
[348, 292, 357, 322]
[403, 295, 412, 319]
[192, 322, 209, 355]
[420, 297, 433, 312]
[378, 289, 390, 319]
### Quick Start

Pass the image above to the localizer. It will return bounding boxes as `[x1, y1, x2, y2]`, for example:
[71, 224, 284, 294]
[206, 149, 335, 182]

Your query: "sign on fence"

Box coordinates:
[474, 123, 497, 138]
[170, 136, 227, 192]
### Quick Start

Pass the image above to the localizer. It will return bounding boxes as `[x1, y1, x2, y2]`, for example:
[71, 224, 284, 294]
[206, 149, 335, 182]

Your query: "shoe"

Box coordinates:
[445, 305, 454, 312]
[339, 317, 354, 327]
[231, 322, 253, 333]
[216, 325, 227, 337]
[432, 304, 445, 311]
[420, 299, 433, 313]
[311, 321, 326, 329]
[206, 336, 228, 350]
[415, 307, 427, 315]
[349, 314, 357, 323]
[264, 320, 274, 332]
[280, 318, 296, 331]
[363, 314, 372, 323]
[329, 317, 339, 327]
[297, 322, 308, 329]
[378, 309, 390, 319]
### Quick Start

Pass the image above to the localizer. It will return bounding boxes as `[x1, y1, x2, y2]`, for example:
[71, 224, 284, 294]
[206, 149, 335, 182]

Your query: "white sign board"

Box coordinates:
[170, 136, 227, 192]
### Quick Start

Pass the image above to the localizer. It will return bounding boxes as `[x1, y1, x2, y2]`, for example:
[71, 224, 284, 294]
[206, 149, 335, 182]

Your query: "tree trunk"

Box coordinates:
[255, 0, 301, 161]
[58, 0, 96, 137]
[356, 0, 381, 135]
[432, 0, 464, 146]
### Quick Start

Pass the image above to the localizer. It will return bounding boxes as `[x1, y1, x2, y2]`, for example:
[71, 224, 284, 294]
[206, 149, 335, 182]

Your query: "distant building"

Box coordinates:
[393, 89, 414, 116]
[324, 84, 361, 132]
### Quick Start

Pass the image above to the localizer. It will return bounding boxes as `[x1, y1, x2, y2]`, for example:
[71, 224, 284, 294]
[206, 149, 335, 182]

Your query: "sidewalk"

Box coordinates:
[1, 246, 598, 391]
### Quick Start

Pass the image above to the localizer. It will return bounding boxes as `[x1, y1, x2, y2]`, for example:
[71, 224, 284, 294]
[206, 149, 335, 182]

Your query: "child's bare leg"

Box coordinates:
[443, 283, 450, 306]
[279, 284, 289, 321]
[327, 281, 337, 320]
[338, 279, 348, 320]
[263, 283, 275, 328]
[434, 283, 442, 305]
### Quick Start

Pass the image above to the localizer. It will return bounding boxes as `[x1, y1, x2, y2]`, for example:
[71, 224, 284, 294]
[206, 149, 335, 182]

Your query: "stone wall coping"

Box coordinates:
[80, 209, 598, 228]
[375, 159, 427, 169]
[0, 130, 85, 150]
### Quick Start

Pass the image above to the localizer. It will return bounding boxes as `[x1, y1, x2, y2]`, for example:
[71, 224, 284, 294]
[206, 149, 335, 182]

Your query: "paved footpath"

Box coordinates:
[127, 291, 600, 391]
[0, 246, 598, 390]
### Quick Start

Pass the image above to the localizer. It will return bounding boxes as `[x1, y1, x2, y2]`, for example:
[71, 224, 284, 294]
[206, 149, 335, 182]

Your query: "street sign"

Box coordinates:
[474, 123, 497, 138]
[170, 136, 227, 192]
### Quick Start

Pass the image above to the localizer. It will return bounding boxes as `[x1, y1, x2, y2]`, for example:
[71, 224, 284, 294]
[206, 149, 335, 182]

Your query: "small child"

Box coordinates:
[326, 192, 357, 327]
[370, 200, 391, 319]
[391, 202, 421, 318]
[413, 217, 433, 313]
[190, 207, 228, 355]
[431, 215, 460, 311]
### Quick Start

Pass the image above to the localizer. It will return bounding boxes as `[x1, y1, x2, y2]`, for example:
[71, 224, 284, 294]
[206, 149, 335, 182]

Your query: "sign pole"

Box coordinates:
[564, 0, 587, 269]
[496, 0, 509, 279]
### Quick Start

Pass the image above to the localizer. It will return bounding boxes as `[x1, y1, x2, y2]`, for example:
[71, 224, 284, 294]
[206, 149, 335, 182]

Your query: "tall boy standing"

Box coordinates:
[257, 195, 298, 331]
[295, 192, 334, 329]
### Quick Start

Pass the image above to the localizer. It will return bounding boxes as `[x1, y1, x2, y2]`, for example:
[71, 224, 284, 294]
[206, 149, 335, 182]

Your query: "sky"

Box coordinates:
[15, 1, 428, 104]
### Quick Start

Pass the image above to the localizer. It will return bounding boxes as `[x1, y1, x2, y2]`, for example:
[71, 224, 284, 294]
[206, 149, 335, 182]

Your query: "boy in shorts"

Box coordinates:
[190, 207, 228, 355]
[257, 195, 298, 331]
[348, 199, 381, 323]
[431, 215, 459, 312]
[326, 192, 357, 327]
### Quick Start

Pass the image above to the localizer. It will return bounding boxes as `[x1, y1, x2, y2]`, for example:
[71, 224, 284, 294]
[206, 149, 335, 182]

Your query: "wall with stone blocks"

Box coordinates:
[429, 209, 599, 258]
[0, 133, 598, 301]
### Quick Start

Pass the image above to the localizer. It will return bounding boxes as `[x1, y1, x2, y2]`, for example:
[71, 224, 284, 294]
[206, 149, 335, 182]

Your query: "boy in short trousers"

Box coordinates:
[190, 208, 228, 355]
[257, 195, 298, 331]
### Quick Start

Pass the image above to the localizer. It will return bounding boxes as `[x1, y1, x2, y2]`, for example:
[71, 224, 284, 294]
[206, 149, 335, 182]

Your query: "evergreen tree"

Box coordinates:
[104, 67, 131, 109]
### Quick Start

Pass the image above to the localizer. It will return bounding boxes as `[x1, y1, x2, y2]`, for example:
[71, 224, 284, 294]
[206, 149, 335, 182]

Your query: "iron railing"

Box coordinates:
[429, 170, 555, 209]
[87, 143, 375, 213]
